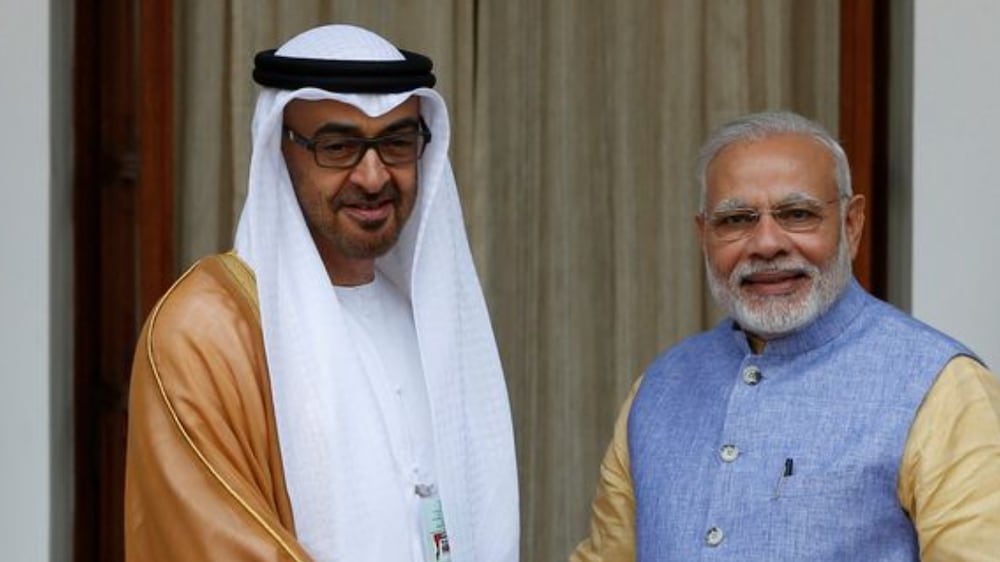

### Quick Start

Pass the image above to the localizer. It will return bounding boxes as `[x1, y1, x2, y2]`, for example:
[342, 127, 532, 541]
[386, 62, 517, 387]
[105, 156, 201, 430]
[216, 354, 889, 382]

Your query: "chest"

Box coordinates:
[626, 332, 947, 560]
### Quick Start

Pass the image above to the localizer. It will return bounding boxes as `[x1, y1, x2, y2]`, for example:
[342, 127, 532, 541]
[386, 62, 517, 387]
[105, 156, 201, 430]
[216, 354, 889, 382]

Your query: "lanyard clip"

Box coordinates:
[415, 483, 437, 498]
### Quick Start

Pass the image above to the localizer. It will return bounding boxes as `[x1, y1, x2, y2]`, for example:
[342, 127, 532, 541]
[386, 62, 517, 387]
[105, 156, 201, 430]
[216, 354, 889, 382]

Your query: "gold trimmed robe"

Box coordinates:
[125, 253, 313, 561]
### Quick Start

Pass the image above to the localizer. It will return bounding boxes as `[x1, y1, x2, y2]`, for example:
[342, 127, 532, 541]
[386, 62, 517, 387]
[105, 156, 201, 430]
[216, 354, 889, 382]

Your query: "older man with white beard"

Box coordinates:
[571, 111, 1000, 562]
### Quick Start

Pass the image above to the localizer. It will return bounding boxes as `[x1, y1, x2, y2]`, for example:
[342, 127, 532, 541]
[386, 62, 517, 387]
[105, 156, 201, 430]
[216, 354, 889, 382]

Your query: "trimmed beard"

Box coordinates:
[326, 181, 413, 260]
[706, 228, 853, 339]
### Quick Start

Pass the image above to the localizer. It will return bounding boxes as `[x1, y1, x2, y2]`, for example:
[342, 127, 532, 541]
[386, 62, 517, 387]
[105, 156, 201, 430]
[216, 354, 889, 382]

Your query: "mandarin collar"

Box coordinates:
[727, 277, 868, 357]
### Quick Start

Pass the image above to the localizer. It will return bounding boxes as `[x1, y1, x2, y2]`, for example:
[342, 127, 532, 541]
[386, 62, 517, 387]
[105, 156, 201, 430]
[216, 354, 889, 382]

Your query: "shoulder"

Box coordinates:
[152, 252, 258, 328]
[136, 252, 266, 400]
[146, 253, 260, 350]
[859, 295, 975, 358]
[926, 355, 997, 410]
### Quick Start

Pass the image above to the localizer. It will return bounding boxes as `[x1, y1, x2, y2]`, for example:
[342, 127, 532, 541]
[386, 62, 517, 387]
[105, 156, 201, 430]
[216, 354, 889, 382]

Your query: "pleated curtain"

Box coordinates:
[174, 1, 839, 559]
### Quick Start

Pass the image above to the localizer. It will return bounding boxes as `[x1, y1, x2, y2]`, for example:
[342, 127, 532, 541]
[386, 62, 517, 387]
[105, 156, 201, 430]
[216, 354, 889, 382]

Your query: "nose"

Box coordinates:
[348, 147, 391, 192]
[744, 212, 790, 259]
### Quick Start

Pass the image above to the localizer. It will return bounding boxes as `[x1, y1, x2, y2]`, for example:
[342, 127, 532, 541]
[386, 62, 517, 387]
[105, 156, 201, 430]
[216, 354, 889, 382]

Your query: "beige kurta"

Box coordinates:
[125, 252, 313, 562]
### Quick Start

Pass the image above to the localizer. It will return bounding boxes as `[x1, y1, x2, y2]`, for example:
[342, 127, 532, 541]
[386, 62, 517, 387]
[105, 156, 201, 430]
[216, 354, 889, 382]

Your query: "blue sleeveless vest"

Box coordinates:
[629, 280, 969, 561]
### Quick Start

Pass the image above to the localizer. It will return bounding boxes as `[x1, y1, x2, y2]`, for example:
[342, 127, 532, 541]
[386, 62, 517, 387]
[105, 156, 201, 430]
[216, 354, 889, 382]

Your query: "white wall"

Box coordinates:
[911, 0, 1000, 368]
[0, 1, 73, 561]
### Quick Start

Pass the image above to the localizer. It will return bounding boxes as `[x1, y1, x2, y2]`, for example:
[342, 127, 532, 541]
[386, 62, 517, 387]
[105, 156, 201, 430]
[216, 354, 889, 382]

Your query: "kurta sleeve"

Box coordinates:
[570, 378, 641, 562]
[125, 255, 314, 562]
[898, 355, 1000, 562]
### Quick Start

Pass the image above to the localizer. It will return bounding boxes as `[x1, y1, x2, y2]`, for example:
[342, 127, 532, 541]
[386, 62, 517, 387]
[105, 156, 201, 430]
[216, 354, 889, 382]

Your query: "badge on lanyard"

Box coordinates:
[416, 484, 451, 562]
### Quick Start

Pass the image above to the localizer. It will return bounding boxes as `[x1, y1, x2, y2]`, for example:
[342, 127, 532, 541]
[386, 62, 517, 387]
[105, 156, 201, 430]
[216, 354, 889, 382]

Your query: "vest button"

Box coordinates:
[705, 526, 725, 547]
[719, 444, 740, 462]
[742, 366, 762, 385]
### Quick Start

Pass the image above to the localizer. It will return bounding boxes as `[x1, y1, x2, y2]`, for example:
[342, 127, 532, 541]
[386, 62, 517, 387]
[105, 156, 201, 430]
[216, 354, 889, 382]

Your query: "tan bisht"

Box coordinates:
[125, 252, 313, 562]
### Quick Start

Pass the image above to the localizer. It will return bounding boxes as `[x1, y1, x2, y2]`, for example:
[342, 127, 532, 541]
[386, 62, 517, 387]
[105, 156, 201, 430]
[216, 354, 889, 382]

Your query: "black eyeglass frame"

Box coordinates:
[283, 117, 432, 169]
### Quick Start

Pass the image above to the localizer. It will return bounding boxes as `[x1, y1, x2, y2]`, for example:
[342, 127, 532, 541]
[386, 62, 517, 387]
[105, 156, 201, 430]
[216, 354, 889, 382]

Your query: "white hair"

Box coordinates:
[696, 110, 852, 212]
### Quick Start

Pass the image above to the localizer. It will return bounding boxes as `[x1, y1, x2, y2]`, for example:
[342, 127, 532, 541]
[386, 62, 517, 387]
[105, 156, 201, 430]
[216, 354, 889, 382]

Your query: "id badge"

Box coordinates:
[417, 486, 451, 562]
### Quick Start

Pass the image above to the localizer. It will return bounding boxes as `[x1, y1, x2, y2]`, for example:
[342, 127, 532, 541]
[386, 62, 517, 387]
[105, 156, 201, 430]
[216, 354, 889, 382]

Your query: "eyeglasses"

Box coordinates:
[283, 119, 432, 169]
[703, 197, 844, 242]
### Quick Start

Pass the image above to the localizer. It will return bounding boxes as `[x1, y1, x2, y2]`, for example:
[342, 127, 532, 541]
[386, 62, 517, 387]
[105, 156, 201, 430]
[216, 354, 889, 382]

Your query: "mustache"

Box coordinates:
[333, 182, 400, 208]
[731, 258, 820, 283]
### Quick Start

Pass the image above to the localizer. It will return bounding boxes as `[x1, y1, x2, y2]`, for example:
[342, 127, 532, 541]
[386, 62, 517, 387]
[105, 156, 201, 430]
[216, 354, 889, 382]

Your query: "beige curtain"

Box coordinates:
[175, 1, 839, 559]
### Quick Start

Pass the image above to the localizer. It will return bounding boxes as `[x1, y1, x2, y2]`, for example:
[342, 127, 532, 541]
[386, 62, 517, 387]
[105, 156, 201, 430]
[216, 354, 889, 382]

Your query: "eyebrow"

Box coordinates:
[710, 192, 823, 213]
[311, 116, 421, 137]
[710, 199, 751, 213]
[775, 192, 824, 205]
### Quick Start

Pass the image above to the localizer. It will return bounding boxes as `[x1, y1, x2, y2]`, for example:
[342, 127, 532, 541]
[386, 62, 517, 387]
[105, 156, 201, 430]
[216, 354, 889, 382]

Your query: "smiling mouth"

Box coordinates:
[341, 199, 394, 225]
[740, 270, 810, 296]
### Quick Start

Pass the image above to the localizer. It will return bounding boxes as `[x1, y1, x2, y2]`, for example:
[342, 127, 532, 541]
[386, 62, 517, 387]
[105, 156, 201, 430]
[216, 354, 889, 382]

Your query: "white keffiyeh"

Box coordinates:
[234, 24, 519, 562]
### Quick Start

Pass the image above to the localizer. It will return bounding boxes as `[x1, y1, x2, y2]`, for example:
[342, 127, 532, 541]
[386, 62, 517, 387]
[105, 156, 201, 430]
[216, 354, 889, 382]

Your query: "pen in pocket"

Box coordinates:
[774, 457, 794, 498]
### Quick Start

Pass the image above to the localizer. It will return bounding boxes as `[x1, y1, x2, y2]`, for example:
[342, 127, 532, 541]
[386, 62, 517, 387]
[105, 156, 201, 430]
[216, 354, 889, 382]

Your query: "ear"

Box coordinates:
[844, 194, 866, 260]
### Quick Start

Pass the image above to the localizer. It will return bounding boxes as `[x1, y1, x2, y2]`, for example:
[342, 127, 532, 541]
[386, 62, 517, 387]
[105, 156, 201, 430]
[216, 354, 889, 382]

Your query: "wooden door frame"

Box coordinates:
[72, 0, 173, 560]
[841, 0, 889, 296]
[137, 0, 175, 312]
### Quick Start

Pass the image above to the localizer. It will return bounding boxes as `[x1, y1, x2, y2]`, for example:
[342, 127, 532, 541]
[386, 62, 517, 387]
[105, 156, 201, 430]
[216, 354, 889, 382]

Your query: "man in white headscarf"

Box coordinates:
[125, 24, 519, 562]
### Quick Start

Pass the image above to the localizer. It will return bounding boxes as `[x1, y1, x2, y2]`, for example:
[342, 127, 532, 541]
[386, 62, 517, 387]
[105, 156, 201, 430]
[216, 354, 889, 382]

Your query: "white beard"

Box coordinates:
[706, 229, 852, 339]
